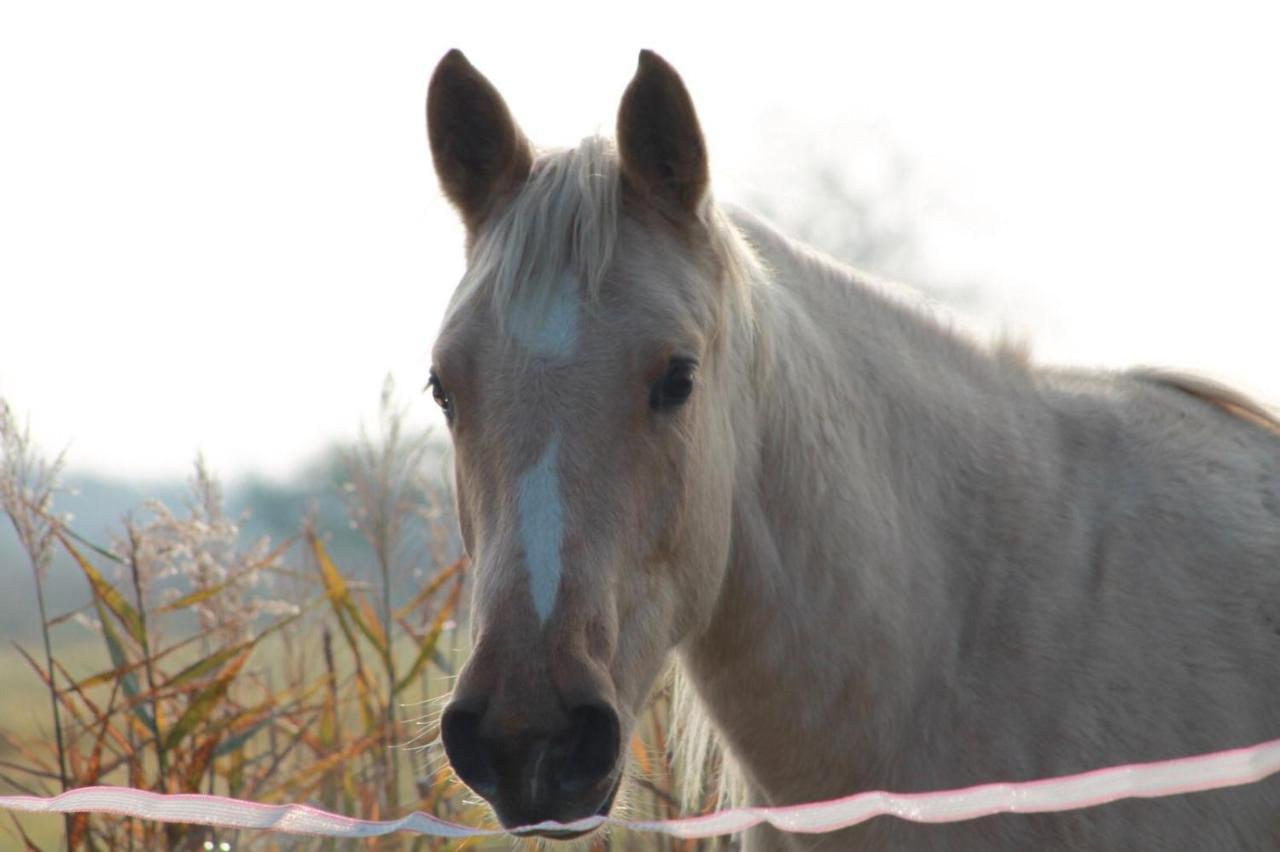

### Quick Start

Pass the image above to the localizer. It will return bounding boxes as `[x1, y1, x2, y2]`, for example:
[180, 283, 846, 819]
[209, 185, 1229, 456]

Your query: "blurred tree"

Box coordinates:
[733, 116, 982, 307]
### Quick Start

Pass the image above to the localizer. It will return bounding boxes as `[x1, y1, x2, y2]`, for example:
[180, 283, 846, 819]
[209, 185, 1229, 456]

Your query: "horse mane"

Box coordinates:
[456, 138, 1280, 813]
[1131, 368, 1280, 437]
[668, 666, 746, 812]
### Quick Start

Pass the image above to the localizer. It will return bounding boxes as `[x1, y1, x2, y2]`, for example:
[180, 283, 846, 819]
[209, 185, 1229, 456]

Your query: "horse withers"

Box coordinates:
[424, 48, 1280, 849]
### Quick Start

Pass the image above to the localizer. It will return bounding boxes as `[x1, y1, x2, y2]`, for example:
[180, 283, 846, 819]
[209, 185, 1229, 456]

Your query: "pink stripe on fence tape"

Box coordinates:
[3, 737, 1279, 839]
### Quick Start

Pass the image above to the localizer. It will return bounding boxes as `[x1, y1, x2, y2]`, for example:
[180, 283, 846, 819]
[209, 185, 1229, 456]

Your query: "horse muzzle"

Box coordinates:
[441, 697, 623, 832]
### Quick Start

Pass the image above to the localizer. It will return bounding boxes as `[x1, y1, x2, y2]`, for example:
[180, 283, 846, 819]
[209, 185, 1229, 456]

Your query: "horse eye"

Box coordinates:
[427, 370, 453, 421]
[650, 358, 697, 412]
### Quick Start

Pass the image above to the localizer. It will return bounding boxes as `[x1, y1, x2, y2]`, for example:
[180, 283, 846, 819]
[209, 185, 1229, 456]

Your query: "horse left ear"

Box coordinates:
[427, 49, 533, 231]
[616, 50, 709, 218]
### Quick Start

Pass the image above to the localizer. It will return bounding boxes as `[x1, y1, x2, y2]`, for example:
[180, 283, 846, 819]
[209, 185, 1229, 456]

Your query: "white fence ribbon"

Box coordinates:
[3, 737, 1279, 839]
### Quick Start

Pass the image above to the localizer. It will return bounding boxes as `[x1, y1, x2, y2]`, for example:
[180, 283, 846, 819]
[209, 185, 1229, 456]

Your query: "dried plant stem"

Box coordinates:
[377, 543, 402, 823]
[321, 628, 340, 852]
[1, 401, 74, 850]
[26, 543, 73, 852]
[125, 527, 167, 792]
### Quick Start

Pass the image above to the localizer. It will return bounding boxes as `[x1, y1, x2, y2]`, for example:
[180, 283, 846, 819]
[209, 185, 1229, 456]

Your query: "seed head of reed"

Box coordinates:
[0, 398, 66, 583]
[115, 456, 293, 645]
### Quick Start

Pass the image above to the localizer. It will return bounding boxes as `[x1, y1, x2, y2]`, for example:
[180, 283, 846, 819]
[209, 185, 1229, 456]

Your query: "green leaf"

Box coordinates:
[168, 611, 300, 689]
[168, 643, 247, 690]
[161, 647, 251, 752]
[60, 533, 147, 646]
[212, 714, 275, 758]
[59, 524, 128, 566]
[214, 675, 328, 760]
[93, 599, 155, 736]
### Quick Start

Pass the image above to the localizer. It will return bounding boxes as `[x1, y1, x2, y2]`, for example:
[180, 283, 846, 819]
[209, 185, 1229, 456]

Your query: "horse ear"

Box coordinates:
[427, 49, 533, 231]
[616, 50, 709, 218]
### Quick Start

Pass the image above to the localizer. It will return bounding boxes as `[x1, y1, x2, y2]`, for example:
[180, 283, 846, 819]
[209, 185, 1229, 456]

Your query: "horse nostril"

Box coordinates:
[440, 702, 497, 798]
[552, 703, 621, 794]
[441, 697, 622, 825]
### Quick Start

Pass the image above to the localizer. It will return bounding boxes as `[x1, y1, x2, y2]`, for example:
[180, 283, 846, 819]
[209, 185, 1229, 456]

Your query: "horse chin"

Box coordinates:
[514, 826, 597, 841]
[509, 774, 623, 840]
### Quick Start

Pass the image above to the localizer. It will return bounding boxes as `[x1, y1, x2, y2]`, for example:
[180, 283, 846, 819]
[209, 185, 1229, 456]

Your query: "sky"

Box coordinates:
[2, 1, 1277, 481]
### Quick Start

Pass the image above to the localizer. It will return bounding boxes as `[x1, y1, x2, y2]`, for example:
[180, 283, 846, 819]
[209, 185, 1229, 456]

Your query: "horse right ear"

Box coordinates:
[427, 50, 533, 231]
[616, 50, 710, 220]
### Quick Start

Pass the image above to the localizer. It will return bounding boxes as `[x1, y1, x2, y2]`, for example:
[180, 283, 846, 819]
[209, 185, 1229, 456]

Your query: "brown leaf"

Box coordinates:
[182, 735, 220, 792]
[256, 732, 379, 801]
[309, 532, 389, 658]
[394, 574, 463, 696]
[393, 556, 467, 622]
[11, 643, 95, 739]
[50, 658, 131, 758]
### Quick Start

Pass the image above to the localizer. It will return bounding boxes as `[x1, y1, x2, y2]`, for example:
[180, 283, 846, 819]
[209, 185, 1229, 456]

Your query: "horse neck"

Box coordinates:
[680, 210, 1041, 803]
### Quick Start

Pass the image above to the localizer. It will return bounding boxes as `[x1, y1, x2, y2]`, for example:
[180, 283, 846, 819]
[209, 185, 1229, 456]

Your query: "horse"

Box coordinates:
[423, 48, 1280, 849]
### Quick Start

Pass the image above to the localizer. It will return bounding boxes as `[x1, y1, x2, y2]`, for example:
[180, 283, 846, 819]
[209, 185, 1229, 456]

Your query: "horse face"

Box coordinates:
[427, 50, 736, 832]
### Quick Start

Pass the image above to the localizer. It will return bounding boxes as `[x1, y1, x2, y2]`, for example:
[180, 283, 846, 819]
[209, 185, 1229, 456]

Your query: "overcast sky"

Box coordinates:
[2, 1, 1277, 480]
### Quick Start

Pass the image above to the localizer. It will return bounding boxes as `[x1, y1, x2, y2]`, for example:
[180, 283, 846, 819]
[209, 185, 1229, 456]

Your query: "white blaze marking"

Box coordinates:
[507, 272, 581, 359]
[517, 436, 565, 623]
[507, 272, 579, 620]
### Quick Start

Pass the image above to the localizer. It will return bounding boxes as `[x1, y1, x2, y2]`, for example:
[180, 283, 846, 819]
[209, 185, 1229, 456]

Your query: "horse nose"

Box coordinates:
[441, 698, 622, 828]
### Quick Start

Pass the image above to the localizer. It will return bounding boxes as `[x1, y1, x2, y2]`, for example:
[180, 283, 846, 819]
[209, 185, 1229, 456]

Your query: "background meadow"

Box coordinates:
[1, 388, 714, 850]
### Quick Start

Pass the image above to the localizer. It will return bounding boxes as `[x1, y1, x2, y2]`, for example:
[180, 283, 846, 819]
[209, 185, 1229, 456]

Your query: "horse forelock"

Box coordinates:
[448, 137, 620, 324]
[444, 135, 764, 346]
